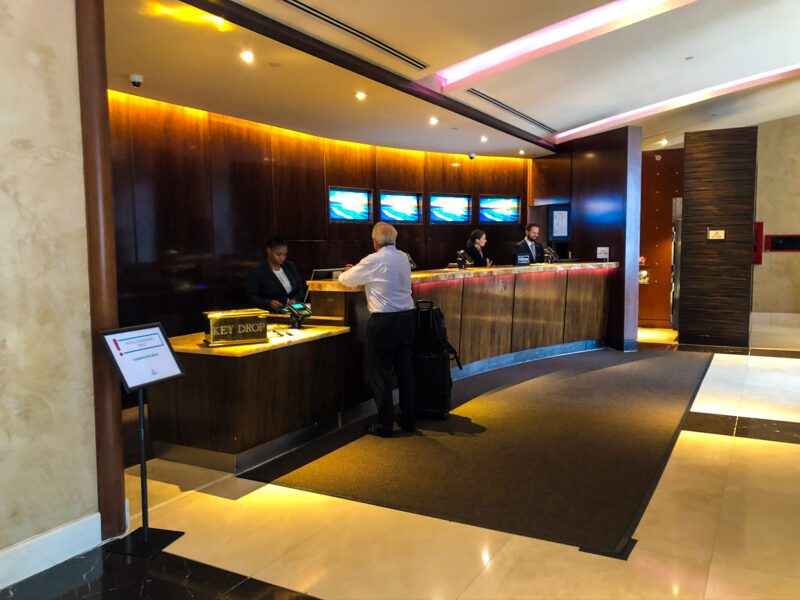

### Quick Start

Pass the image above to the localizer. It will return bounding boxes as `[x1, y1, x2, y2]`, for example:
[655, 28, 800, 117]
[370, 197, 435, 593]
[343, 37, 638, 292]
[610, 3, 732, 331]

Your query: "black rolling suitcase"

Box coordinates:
[413, 300, 462, 419]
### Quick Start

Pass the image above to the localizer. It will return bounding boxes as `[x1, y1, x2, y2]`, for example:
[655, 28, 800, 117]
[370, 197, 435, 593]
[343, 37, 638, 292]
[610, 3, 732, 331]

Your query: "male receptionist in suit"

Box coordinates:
[512, 222, 545, 264]
[247, 236, 307, 312]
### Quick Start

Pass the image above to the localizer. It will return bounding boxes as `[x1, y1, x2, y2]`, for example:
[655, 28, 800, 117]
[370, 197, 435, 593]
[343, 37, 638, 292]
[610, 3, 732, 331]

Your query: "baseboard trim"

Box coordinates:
[452, 340, 604, 381]
[0, 512, 101, 590]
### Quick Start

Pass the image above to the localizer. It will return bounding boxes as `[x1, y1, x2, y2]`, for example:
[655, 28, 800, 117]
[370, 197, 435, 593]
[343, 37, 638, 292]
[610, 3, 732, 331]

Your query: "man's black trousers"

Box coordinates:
[366, 310, 416, 430]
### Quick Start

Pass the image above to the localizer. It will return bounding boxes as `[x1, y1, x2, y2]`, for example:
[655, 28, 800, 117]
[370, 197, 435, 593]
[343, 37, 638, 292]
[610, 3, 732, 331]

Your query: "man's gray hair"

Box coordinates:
[372, 222, 398, 247]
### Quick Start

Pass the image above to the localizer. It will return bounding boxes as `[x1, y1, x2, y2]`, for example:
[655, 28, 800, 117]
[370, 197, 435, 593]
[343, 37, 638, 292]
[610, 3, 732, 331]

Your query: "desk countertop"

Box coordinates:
[307, 261, 619, 292]
[170, 325, 350, 357]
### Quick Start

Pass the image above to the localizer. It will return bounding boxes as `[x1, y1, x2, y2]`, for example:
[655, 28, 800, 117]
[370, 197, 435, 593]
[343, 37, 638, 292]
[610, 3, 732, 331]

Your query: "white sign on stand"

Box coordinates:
[596, 247, 610, 261]
[101, 323, 183, 392]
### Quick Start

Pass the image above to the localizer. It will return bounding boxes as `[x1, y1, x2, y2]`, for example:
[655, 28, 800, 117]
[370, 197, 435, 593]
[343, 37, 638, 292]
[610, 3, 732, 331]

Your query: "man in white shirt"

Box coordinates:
[339, 222, 416, 437]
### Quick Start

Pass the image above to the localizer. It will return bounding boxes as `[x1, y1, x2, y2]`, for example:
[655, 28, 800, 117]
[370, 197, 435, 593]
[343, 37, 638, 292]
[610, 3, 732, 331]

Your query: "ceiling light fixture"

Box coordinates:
[554, 62, 800, 143]
[240, 50, 254, 64]
[435, 0, 696, 91]
[429, 117, 439, 126]
[480, 136, 489, 143]
[142, 1, 231, 31]
[519, 150, 526, 155]
[355, 91, 367, 101]
[659, 138, 668, 146]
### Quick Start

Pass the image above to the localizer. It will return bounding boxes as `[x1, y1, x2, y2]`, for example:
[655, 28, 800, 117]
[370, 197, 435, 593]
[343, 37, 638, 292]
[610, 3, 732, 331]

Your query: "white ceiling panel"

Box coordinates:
[105, 0, 550, 156]
[450, 0, 800, 132]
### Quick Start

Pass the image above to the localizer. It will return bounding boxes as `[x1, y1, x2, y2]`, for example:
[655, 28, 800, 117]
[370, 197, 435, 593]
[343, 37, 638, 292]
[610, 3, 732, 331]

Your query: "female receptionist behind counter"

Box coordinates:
[247, 236, 307, 312]
[465, 229, 493, 267]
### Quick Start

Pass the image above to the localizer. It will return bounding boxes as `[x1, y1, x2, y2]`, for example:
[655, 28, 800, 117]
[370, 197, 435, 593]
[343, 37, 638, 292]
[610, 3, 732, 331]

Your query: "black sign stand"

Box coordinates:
[100, 323, 185, 557]
[106, 387, 184, 557]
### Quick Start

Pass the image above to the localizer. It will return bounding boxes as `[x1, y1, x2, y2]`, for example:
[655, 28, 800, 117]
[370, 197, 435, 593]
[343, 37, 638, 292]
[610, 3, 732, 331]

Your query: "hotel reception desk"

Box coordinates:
[148, 262, 617, 472]
[148, 325, 349, 472]
[310, 262, 619, 403]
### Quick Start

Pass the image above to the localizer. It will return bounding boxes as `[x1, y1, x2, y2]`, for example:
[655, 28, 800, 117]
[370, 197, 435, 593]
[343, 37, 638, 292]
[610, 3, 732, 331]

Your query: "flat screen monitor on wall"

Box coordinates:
[430, 194, 471, 223]
[379, 192, 421, 223]
[329, 187, 372, 222]
[479, 196, 520, 223]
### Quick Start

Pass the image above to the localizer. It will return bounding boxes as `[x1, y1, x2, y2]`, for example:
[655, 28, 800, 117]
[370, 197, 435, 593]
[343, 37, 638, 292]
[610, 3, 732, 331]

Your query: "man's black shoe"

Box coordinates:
[366, 423, 393, 438]
[396, 419, 417, 433]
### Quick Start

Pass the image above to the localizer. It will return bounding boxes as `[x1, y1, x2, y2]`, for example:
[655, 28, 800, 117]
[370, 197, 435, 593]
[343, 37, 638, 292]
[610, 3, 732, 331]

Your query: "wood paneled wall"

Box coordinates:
[680, 127, 757, 347]
[109, 92, 529, 335]
[639, 149, 683, 328]
[566, 126, 642, 350]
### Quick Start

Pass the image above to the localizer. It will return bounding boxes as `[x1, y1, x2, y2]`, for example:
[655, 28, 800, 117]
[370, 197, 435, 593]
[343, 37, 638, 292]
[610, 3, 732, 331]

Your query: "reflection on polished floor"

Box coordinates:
[111, 354, 800, 600]
[636, 327, 678, 345]
[692, 353, 800, 424]
[750, 313, 800, 351]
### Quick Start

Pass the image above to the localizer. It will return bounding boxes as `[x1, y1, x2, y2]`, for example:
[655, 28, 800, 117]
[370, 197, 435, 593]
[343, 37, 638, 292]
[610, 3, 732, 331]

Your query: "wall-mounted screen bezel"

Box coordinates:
[328, 186, 373, 223]
[478, 195, 521, 224]
[429, 194, 472, 224]
[379, 191, 422, 223]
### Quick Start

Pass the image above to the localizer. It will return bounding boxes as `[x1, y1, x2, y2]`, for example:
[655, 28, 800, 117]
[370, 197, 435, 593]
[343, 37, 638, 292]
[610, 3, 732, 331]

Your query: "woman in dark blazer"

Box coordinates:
[246, 236, 307, 312]
[465, 229, 493, 267]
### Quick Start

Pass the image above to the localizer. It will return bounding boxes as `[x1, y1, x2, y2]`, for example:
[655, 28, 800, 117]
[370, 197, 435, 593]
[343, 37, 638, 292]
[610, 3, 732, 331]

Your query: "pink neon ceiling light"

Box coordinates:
[435, 0, 696, 91]
[553, 63, 800, 143]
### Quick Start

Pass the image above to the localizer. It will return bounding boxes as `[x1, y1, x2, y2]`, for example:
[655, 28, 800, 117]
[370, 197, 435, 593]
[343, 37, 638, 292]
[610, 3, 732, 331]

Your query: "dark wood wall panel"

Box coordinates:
[412, 279, 464, 354]
[376, 147, 427, 266]
[426, 152, 475, 193]
[272, 128, 327, 240]
[566, 126, 641, 349]
[679, 127, 757, 347]
[376, 146, 425, 192]
[459, 275, 514, 364]
[109, 93, 531, 336]
[108, 94, 136, 269]
[563, 269, 610, 342]
[208, 114, 274, 310]
[639, 149, 682, 327]
[511, 270, 567, 351]
[475, 156, 529, 262]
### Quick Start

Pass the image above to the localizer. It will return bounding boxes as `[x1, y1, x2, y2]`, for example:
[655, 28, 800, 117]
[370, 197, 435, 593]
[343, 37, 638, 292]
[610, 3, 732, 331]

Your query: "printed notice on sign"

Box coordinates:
[552, 210, 569, 238]
[101, 324, 183, 392]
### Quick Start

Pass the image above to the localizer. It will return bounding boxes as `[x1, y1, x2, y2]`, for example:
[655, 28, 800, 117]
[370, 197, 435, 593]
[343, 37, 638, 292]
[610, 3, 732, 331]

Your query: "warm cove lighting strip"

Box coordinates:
[553, 63, 800, 143]
[436, 0, 695, 91]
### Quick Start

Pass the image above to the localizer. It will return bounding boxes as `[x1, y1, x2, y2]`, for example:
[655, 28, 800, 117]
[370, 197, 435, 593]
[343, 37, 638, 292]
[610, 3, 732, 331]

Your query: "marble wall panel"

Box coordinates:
[0, 2, 98, 549]
[754, 114, 800, 314]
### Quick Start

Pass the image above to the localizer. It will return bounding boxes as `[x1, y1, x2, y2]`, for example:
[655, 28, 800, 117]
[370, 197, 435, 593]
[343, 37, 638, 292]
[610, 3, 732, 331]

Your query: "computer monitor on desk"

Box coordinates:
[304, 268, 343, 303]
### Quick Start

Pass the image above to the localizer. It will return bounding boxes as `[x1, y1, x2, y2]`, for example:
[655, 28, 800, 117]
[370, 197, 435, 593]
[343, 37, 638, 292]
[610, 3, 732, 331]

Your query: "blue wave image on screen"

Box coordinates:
[329, 188, 371, 221]
[479, 197, 519, 223]
[380, 193, 420, 222]
[430, 195, 470, 223]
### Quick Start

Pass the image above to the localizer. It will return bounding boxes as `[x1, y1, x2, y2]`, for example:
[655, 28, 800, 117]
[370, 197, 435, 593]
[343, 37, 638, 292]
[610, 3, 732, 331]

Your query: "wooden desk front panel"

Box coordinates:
[511, 270, 568, 352]
[148, 334, 345, 453]
[149, 354, 240, 453]
[412, 279, 464, 355]
[563, 269, 611, 343]
[460, 274, 515, 365]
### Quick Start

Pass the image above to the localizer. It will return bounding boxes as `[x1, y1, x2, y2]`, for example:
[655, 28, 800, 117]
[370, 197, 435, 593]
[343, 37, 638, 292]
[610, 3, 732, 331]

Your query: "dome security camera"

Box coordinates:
[129, 74, 144, 88]
[468, 153, 476, 160]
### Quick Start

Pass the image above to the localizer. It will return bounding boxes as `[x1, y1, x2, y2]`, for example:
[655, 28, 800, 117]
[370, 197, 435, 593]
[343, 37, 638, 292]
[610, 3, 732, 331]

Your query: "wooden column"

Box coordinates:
[75, 0, 125, 538]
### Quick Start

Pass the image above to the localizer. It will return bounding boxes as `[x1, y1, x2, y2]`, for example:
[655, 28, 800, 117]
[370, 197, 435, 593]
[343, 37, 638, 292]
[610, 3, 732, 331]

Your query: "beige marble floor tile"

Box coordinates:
[711, 486, 800, 579]
[124, 459, 231, 519]
[725, 436, 800, 494]
[146, 483, 360, 577]
[690, 355, 748, 417]
[459, 534, 710, 600]
[659, 431, 734, 483]
[705, 563, 800, 600]
[254, 500, 512, 600]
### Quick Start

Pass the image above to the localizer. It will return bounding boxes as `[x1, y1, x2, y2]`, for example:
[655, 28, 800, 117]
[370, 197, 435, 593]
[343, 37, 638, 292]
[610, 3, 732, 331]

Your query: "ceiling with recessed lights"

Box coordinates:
[104, 0, 800, 155]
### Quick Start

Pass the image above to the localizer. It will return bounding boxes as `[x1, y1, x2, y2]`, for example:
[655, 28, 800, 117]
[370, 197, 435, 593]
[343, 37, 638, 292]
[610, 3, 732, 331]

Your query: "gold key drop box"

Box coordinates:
[203, 309, 270, 347]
